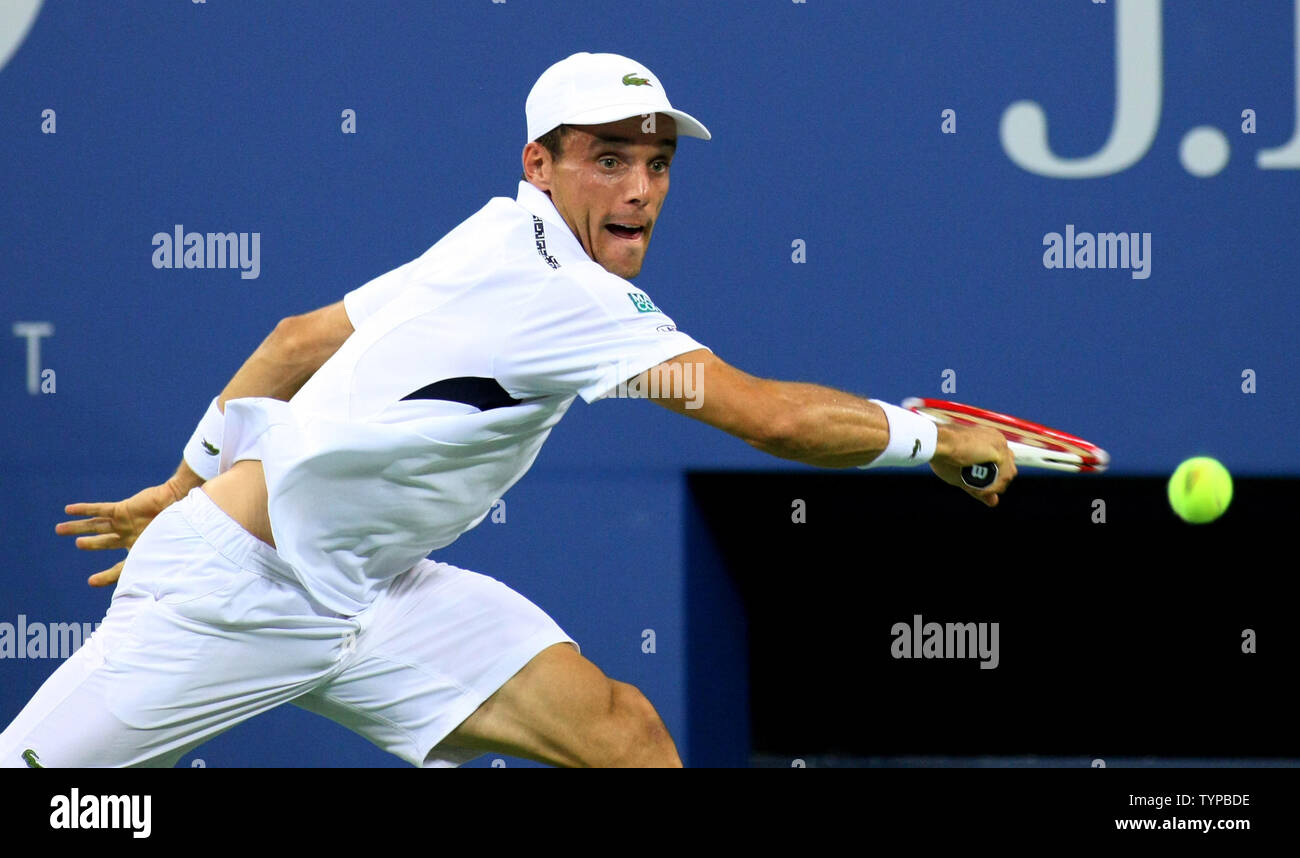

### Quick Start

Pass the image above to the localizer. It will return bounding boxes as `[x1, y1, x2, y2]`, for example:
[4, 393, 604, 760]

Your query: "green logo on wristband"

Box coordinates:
[910, 439, 921, 459]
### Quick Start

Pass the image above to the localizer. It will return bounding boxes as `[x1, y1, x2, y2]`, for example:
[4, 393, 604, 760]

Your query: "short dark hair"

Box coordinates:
[535, 124, 572, 159]
[521, 124, 572, 181]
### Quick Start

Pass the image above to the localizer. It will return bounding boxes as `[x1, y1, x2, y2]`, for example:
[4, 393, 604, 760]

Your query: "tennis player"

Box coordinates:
[1, 52, 1014, 768]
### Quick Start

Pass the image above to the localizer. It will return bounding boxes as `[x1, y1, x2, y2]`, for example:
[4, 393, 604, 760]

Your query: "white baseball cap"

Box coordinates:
[525, 52, 711, 144]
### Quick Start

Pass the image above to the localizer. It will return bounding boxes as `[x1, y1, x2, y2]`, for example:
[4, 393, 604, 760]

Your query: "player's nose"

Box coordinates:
[623, 165, 651, 203]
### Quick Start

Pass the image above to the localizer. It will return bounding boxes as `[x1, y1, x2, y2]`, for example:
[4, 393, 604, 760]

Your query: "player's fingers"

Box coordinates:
[64, 502, 115, 517]
[88, 560, 125, 588]
[984, 454, 1016, 498]
[74, 533, 124, 550]
[54, 516, 115, 536]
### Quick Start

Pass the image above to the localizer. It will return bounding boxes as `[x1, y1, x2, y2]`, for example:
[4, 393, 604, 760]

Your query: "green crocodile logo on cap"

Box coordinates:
[622, 73, 652, 87]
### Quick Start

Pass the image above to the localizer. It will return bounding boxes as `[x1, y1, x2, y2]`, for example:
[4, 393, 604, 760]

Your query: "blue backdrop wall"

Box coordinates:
[3, 0, 1296, 766]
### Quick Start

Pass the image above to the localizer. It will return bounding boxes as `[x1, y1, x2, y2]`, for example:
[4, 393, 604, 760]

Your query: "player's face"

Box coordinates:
[535, 115, 676, 279]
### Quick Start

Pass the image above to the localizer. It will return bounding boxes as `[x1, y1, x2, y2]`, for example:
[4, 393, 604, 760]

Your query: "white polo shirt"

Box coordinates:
[218, 181, 708, 615]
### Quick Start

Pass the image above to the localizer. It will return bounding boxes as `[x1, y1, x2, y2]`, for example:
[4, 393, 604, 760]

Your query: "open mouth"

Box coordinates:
[606, 223, 645, 241]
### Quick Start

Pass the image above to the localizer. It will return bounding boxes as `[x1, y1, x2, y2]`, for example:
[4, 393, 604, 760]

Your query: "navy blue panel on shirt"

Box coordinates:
[401, 377, 521, 412]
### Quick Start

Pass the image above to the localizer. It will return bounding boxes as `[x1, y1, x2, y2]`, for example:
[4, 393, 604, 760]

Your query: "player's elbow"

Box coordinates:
[275, 302, 353, 362]
[267, 305, 351, 368]
[268, 315, 311, 363]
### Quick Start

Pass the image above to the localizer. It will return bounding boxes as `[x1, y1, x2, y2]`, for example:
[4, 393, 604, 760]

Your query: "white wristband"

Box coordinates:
[857, 400, 938, 469]
[182, 396, 226, 481]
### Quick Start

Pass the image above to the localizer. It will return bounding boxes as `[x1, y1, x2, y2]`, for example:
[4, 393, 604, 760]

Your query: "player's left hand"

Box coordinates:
[55, 483, 184, 587]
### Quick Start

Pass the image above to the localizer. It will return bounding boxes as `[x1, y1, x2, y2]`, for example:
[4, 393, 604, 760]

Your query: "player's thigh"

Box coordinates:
[441, 641, 602, 760]
[0, 511, 219, 767]
[296, 560, 676, 767]
[2, 497, 355, 767]
[441, 642, 679, 768]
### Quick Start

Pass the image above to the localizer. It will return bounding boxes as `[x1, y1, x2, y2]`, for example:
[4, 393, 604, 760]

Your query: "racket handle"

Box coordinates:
[960, 462, 997, 490]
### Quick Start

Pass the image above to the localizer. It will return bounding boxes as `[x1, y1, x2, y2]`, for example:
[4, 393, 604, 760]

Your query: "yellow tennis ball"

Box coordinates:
[1167, 457, 1233, 524]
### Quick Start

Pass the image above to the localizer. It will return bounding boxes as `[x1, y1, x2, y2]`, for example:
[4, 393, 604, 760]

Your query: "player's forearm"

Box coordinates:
[750, 381, 888, 465]
[216, 316, 334, 410]
[182, 304, 353, 485]
[754, 380, 955, 467]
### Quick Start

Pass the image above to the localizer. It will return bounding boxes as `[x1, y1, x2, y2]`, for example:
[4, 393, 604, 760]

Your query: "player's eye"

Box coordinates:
[599, 157, 619, 169]
[652, 160, 669, 173]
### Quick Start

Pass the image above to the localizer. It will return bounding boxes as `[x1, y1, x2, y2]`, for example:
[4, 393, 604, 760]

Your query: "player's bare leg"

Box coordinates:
[437, 643, 682, 768]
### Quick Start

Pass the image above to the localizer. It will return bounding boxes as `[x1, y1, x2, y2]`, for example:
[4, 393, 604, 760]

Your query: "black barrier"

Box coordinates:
[686, 471, 1299, 765]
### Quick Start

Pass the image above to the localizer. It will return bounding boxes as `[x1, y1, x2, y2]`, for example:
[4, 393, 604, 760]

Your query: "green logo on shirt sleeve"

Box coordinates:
[627, 292, 660, 313]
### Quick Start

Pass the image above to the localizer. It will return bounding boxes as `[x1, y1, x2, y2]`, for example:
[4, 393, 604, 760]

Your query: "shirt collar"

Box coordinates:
[515, 181, 583, 252]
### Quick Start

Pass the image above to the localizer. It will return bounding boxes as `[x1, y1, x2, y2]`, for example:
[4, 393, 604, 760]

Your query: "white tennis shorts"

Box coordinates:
[0, 487, 578, 768]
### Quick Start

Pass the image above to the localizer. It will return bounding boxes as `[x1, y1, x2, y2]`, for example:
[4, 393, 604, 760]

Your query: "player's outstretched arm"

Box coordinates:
[56, 301, 356, 587]
[213, 300, 354, 408]
[644, 349, 1016, 506]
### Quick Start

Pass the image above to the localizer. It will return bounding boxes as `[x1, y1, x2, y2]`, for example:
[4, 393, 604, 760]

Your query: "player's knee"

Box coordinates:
[592, 681, 681, 768]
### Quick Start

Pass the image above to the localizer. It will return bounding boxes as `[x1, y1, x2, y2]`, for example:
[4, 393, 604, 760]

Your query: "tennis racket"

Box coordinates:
[901, 397, 1110, 490]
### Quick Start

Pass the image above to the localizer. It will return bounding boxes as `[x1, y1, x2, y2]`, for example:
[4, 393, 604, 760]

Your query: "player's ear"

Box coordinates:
[522, 141, 552, 191]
